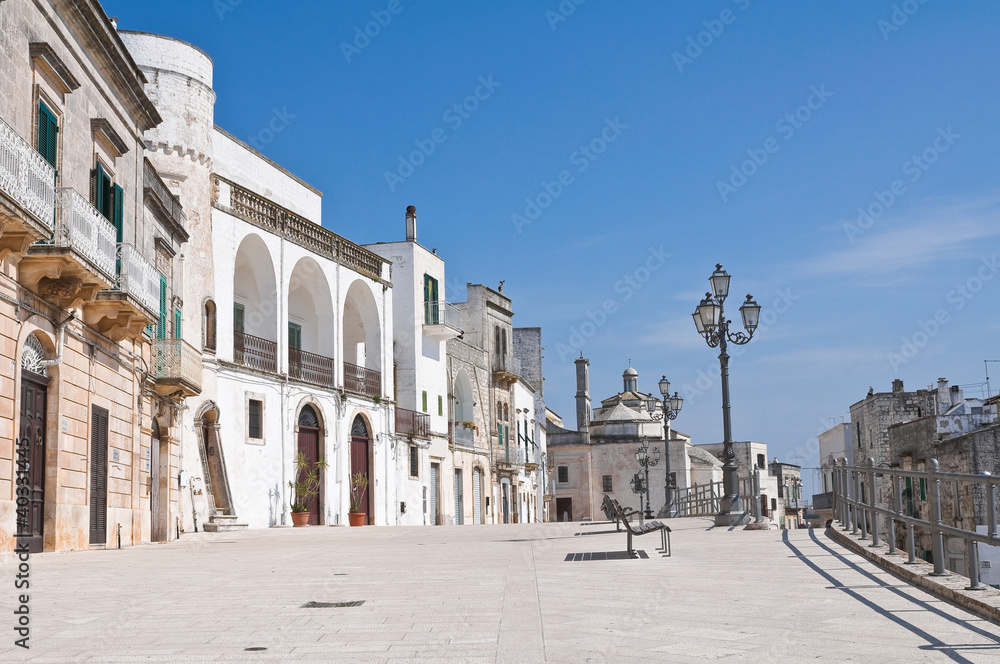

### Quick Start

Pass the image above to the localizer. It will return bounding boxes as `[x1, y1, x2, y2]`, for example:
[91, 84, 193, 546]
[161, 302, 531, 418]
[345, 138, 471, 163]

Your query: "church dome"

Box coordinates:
[622, 366, 638, 392]
[623, 367, 638, 377]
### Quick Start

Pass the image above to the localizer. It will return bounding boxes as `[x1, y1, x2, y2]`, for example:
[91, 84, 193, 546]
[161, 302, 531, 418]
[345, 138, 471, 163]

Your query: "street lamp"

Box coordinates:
[645, 376, 683, 517]
[634, 437, 660, 519]
[693, 263, 761, 527]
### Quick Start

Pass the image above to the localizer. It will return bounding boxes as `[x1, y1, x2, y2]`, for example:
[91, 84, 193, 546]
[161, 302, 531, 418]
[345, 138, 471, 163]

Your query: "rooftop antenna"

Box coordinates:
[986, 360, 1000, 398]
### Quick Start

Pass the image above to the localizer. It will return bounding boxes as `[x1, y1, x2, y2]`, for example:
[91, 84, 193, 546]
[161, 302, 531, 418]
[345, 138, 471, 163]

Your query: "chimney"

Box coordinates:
[575, 355, 591, 442]
[405, 205, 417, 242]
[937, 378, 950, 413]
[892, 379, 904, 394]
[950, 385, 963, 408]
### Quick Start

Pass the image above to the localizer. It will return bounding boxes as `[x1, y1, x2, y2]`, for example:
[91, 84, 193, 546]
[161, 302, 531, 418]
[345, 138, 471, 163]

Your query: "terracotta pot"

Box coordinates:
[291, 511, 310, 527]
[348, 512, 366, 527]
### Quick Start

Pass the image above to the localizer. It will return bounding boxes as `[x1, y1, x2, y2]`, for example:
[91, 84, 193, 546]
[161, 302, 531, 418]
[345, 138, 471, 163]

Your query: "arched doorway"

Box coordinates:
[350, 415, 371, 524]
[297, 405, 322, 525]
[150, 419, 170, 541]
[19, 335, 49, 553]
[196, 403, 234, 519]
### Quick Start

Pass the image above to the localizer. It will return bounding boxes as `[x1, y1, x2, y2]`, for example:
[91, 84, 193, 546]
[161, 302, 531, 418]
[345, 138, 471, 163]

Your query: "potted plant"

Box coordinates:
[348, 472, 369, 526]
[461, 420, 475, 430]
[288, 452, 327, 527]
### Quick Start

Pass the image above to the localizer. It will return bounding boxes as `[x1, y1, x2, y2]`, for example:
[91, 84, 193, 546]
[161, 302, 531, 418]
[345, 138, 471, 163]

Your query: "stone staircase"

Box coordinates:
[202, 514, 248, 532]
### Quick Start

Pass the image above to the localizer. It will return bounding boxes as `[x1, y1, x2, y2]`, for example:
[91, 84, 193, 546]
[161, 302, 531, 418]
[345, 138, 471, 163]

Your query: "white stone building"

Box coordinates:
[120, 31, 394, 531]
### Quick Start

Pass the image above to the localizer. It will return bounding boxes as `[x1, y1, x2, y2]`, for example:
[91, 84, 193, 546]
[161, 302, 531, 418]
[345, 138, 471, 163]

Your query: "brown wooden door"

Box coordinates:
[556, 497, 572, 522]
[90, 407, 109, 545]
[297, 426, 321, 525]
[350, 416, 370, 524]
[19, 373, 48, 553]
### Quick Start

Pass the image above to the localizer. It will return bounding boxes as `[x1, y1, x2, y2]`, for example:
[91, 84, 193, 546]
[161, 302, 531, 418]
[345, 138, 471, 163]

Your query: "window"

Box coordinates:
[557, 466, 569, 484]
[174, 308, 182, 339]
[761, 494, 768, 517]
[423, 275, 439, 324]
[756, 454, 765, 469]
[503, 403, 508, 421]
[497, 400, 503, 420]
[204, 300, 217, 351]
[37, 101, 58, 167]
[248, 399, 262, 439]
[156, 275, 167, 340]
[409, 444, 419, 478]
[438, 395, 443, 417]
[288, 322, 302, 350]
[233, 303, 245, 333]
[602, 475, 613, 493]
[422, 390, 428, 413]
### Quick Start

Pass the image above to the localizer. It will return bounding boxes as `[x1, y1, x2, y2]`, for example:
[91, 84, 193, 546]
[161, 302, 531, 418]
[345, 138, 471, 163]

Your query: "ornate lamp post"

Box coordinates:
[692, 264, 761, 527]
[634, 437, 660, 519]
[646, 377, 683, 517]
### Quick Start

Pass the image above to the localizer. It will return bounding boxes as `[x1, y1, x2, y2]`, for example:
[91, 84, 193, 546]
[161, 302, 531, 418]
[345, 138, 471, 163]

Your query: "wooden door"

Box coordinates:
[19, 374, 48, 553]
[150, 420, 161, 540]
[454, 469, 463, 525]
[90, 407, 109, 545]
[297, 425, 321, 525]
[429, 463, 439, 525]
[349, 416, 370, 524]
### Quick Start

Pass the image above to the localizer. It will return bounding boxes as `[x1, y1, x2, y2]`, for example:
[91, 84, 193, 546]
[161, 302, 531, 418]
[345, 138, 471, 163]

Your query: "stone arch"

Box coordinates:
[203, 298, 217, 352]
[233, 232, 278, 343]
[193, 400, 235, 520]
[348, 411, 374, 524]
[149, 417, 171, 541]
[342, 280, 381, 372]
[453, 368, 474, 424]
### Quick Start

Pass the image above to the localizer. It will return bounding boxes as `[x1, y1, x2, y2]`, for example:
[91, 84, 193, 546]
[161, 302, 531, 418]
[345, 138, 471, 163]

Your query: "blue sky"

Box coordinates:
[105, 0, 1000, 495]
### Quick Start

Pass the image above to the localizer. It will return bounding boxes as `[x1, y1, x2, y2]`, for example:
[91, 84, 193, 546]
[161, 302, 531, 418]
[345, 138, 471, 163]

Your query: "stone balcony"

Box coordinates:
[151, 338, 202, 398]
[492, 352, 521, 386]
[83, 244, 161, 341]
[19, 188, 116, 308]
[0, 116, 55, 259]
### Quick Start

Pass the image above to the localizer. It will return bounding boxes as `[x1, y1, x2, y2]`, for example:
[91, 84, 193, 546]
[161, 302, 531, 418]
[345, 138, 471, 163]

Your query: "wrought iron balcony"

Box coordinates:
[344, 361, 381, 398]
[19, 188, 116, 308]
[234, 330, 278, 373]
[82, 244, 162, 341]
[396, 407, 430, 439]
[288, 347, 334, 386]
[453, 424, 476, 448]
[0, 115, 55, 257]
[423, 300, 461, 339]
[152, 338, 202, 398]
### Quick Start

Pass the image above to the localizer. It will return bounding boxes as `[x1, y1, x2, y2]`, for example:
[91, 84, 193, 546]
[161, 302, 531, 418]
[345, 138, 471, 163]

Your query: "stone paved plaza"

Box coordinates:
[2, 518, 999, 663]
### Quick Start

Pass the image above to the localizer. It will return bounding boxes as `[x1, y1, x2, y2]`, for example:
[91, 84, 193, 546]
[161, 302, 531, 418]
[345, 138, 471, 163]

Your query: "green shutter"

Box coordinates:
[422, 390, 428, 413]
[113, 183, 124, 243]
[233, 303, 245, 333]
[94, 164, 107, 217]
[174, 308, 182, 339]
[157, 275, 167, 340]
[38, 102, 58, 167]
[288, 322, 302, 350]
[423, 275, 439, 324]
[438, 395, 443, 417]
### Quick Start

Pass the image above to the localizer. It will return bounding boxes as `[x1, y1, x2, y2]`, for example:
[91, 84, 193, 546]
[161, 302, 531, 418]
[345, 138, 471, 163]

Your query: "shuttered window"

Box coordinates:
[156, 275, 167, 340]
[288, 322, 302, 350]
[409, 444, 418, 478]
[174, 308, 182, 339]
[438, 395, 443, 416]
[248, 399, 262, 439]
[557, 466, 569, 483]
[233, 303, 245, 333]
[113, 183, 124, 243]
[92, 164, 110, 219]
[422, 390, 428, 413]
[89, 407, 109, 545]
[37, 102, 58, 167]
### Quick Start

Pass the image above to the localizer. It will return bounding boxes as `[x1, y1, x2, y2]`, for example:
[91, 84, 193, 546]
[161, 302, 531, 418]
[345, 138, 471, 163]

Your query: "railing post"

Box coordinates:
[928, 459, 948, 576]
[989, 480, 997, 540]
[887, 473, 898, 555]
[857, 467, 867, 539]
[849, 465, 858, 535]
[967, 539, 986, 590]
[905, 520, 918, 564]
[868, 457, 880, 547]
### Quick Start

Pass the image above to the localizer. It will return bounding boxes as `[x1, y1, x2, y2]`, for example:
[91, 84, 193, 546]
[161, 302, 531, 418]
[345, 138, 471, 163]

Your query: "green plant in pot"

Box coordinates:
[348, 472, 369, 526]
[288, 452, 327, 527]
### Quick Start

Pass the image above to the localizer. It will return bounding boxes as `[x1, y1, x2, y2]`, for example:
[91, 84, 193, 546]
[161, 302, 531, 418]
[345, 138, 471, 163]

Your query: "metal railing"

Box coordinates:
[151, 338, 202, 392]
[671, 474, 756, 518]
[234, 330, 278, 373]
[344, 361, 380, 397]
[453, 424, 475, 447]
[833, 457, 1000, 589]
[423, 300, 461, 328]
[52, 188, 116, 281]
[492, 352, 521, 376]
[116, 244, 160, 317]
[0, 116, 55, 229]
[288, 347, 334, 386]
[220, 175, 388, 281]
[395, 407, 429, 439]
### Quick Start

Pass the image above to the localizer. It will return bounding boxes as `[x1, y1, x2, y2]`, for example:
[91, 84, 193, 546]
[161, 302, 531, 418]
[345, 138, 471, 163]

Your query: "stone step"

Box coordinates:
[203, 514, 248, 532]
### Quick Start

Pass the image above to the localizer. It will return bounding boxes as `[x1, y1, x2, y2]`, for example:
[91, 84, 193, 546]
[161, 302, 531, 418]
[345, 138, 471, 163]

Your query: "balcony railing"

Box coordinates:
[217, 175, 389, 282]
[234, 330, 278, 373]
[492, 352, 521, 377]
[344, 361, 381, 397]
[151, 338, 202, 395]
[0, 116, 55, 229]
[51, 188, 116, 281]
[424, 300, 461, 328]
[288, 348, 334, 386]
[454, 424, 475, 447]
[395, 407, 430, 439]
[116, 244, 161, 317]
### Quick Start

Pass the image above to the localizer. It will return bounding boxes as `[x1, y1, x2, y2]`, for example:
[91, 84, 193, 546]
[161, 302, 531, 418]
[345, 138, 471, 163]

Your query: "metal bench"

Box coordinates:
[601, 493, 640, 532]
[604, 495, 671, 557]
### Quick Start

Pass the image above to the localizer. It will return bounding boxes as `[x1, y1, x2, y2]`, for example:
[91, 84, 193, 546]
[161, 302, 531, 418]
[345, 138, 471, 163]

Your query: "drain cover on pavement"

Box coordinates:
[301, 600, 364, 608]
